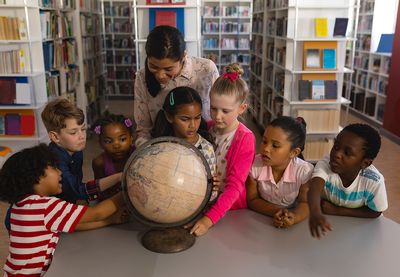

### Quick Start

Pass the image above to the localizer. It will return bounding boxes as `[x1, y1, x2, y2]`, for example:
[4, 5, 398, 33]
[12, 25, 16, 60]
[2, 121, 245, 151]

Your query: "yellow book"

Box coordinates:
[315, 18, 328, 37]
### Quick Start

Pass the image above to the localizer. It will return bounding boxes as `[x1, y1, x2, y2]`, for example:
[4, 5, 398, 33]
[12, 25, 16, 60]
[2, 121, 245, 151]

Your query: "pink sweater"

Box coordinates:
[205, 122, 256, 224]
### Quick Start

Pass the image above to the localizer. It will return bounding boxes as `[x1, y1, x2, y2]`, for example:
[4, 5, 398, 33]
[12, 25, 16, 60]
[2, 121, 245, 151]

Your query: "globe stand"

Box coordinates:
[142, 228, 195, 253]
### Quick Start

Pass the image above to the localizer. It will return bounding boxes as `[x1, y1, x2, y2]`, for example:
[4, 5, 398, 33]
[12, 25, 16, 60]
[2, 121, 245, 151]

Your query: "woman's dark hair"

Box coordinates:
[96, 114, 132, 137]
[269, 116, 307, 160]
[0, 144, 60, 204]
[145, 25, 185, 98]
[152, 86, 214, 146]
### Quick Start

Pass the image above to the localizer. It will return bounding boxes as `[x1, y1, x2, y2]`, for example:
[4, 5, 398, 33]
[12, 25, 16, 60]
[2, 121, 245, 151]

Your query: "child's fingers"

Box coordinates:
[183, 223, 194, 229]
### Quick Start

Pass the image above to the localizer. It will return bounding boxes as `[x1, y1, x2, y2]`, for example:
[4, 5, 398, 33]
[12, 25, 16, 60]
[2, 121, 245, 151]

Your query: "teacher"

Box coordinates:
[133, 25, 219, 147]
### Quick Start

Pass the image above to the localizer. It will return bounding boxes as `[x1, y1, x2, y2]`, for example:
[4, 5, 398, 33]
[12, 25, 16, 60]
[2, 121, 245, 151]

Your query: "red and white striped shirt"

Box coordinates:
[3, 195, 87, 277]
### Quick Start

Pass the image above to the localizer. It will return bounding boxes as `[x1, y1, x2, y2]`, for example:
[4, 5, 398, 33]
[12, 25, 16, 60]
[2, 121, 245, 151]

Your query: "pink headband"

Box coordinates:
[223, 72, 238, 82]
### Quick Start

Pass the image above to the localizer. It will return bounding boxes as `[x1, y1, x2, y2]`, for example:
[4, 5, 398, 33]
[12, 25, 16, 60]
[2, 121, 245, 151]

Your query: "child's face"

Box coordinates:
[33, 166, 62, 196]
[166, 103, 202, 144]
[52, 119, 86, 156]
[260, 126, 299, 169]
[99, 123, 133, 161]
[210, 94, 246, 135]
[330, 130, 372, 176]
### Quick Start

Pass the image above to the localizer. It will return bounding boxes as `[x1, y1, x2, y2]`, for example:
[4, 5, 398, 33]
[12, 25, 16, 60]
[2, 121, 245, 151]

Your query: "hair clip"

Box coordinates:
[296, 117, 302, 122]
[94, 125, 101, 134]
[223, 72, 238, 82]
[170, 92, 175, 106]
[125, 119, 132, 127]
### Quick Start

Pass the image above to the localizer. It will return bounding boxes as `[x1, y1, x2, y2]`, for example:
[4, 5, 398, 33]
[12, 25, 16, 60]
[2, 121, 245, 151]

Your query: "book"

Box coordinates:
[155, 11, 177, 28]
[16, 83, 31, 104]
[18, 18, 27, 40]
[315, 18, 328, 37]
[21, 115, 35, 136]
[365, 97, 376, 116]
[325, 80, 338, 99]
[376, 34, 394, 53]
[0, 79, 16, 104]
[312, 80, 325, 100]
[323, 49, 336, 69]
[333, 18, 349, 37]
[0, 115, 4, 135]
[298, 80, 311, 101]
[5, 113, 21, 135]
[305, 49, 320, 69]
[149, 8, 185, 36]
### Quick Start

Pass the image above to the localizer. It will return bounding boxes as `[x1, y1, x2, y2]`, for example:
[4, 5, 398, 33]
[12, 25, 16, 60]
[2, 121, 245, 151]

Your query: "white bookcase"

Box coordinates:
[250, 0, 358, 163]
[0, 0, 50, 166]
[132, 0, 201, 71]
[201, 0, 252, 80]
[343, 0, 398, 125]
[74, 0, 108, 129]
[104, 0, 135, 98]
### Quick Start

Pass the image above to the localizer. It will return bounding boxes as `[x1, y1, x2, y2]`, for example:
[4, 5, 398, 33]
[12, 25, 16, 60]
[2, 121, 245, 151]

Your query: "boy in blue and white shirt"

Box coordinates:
[308, 123, 388, 239]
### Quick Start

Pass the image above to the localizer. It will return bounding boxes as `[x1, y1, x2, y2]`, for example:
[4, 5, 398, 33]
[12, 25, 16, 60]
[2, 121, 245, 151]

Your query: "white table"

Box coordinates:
[46, 209, 400, 277]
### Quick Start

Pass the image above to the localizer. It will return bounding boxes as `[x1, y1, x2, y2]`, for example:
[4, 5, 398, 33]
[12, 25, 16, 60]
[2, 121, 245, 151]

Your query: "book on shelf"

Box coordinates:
[0, 17, 26, 40]
[45, 71, 60, 98]
[365, 97, 376, 116]
[149, 8, 185, 36]
[312, 80, 325, 100]
[333, 18, 348, 37]
[305, 49, 320, 69]
[0, 116, 4, 135]
[298, 80, 311, 101]
[5, 113, 21, 136]
[0, 50, 26, 74]
[355, 93, 365, 112]
[21, 115, 35, 136]
[324, 80, 338, 100]
[155, 11, 177, 28]
[322, 49, 336, 69]
[315, 18, 328, 37]
[15, 83, 30, 104]
[376, 34, 394, 53]
[0, 79, 16, 104]
[377, 104, 385, 122]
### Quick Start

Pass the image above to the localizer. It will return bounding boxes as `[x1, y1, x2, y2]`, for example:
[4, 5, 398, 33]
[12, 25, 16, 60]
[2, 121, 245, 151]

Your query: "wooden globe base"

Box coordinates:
[142, 228, 195, 253]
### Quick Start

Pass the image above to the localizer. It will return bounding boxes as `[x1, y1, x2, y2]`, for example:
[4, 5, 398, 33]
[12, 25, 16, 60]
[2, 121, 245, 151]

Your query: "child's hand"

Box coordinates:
[320, 199, 338, 215]
[183, 216, 213, 236]
[308, 211, 333, 239]
[212, 174, 220, 191]
[273, 208, 288, 228]
[281, 212, 295, 228]
[110, 206, 130, 225]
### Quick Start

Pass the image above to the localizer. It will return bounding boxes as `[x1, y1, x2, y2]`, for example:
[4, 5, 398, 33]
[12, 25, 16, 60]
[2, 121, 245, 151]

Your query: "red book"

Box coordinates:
[0, 79, 16, 104]
[155, 11, 177, 27]
[20, 115, 35, 136]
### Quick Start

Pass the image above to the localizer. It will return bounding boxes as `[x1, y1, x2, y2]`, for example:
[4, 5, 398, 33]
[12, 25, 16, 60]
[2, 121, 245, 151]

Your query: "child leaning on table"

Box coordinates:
[0, 144, 129, 276]
[246, 116, 314, 228]
[308, 123, 388, 239]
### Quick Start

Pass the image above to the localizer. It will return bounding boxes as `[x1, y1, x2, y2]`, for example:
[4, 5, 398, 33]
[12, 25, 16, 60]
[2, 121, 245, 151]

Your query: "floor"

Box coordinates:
[0, 100, 399, 268]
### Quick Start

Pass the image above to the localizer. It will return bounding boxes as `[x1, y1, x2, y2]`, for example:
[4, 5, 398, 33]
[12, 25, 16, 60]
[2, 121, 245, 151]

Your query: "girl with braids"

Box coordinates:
[246, 116, 314, 229]
[184, 63, 256, 236]
[92, 114, 135, 197]
[134, 25, 219, 148]
[152, 86, 219, 201]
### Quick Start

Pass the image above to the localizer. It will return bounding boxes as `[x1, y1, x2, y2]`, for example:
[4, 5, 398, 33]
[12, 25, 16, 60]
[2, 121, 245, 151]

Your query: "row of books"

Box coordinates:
[356, 36, 371, 51]
[0, 17, 27, 40]
[266, 0, 288, 9]
[203, 53, 218, 63]
[43, 41, 73, 71]
[265, 66, 273, 86]
[65, 64, 80, 93]
[0, 114, 35, 136]
[104, 6, 132, 17]
[360, 0, 374, 14]
[67, 91, 77, 106]
[45, 71, 61, 99]
[108, 84, 133, 95]
[80, 0, 101, 12]
[0, 78, 31, 105]
[80, 14, 102, 36]
[105, 38, 134, 49]
[105, 22, 134, 33]
[38, 0, 75, 9]
[253, 0, 264, 11]
[40, 11, 73, 40]
[250, 57, 262, 76]
[354, 56, 369, 70]
[356, 72, 368, 88]
[267, 17, 287, 37]
[85, 74, 106, 105]
[83, 56, 105, 83]
[276, 47, 286, 66]
[220, 6, 250, 17]
[316, 18, 348, 37]
[253, 17, 263, 34]
[275, 72, 284, 96]
[272, 97, 283, 117]
[299, 80, 338, 101]
[297, 109, 340, 131]
[358, 19, 372, 32]
[305, 48, 336, 70]
[0, 50, 26, 74]
[250, 38, 263, 56]
[107, 69, 135, 80]
[106, 54, 135, 65]
[203, 22, 251, 33]
[303, 139, 334, 161]
[266, 42, 274, 61]
[203, 38, 249, 49]
[203, 53, 249, 65]
[82, 36, 102, 60]
[202, 6, 220, 17]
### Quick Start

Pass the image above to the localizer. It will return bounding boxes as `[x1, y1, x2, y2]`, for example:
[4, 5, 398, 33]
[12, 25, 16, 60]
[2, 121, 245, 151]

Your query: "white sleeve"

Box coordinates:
[366, 174, 388, 212]
[311, 154, 331, 182]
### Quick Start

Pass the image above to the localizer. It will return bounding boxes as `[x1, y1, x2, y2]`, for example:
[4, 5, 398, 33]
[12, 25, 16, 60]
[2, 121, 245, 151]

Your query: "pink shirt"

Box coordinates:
[133, 56, 219, 147]
[249, 155, 314, 208]
[205, 122, 256, 224]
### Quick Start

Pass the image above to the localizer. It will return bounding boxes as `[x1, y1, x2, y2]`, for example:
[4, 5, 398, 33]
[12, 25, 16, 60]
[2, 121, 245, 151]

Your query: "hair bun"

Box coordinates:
[225, 63, 243, 78]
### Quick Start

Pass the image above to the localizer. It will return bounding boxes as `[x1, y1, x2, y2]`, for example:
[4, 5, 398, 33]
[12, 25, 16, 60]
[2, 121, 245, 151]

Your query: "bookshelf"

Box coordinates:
[133, 0, 202, 71]
[104, 0, 135, 98]
[343, 0, 398, 125]
[201, 0, 252, 81]
[0, 0, 51, 166]
[250, 0, 357, 163]
[75, 0, 108, 129]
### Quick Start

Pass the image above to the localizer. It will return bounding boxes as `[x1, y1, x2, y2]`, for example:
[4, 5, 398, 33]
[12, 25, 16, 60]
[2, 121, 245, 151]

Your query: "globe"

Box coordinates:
[121, 137, 213, 253]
